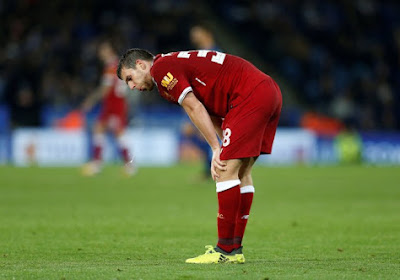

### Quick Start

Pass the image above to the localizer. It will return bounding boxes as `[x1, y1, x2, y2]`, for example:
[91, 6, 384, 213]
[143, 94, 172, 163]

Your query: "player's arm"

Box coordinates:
[181, 92, 226, 180]
[210, 115, 223, 140]
[81, 85, 111, 112]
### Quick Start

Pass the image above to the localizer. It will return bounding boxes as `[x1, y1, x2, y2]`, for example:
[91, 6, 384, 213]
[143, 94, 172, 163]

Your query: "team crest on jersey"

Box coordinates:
[161, 72, 178, 90]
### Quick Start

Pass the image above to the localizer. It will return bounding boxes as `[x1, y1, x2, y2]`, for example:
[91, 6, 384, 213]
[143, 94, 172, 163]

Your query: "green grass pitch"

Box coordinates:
[0, 164, 399, 279]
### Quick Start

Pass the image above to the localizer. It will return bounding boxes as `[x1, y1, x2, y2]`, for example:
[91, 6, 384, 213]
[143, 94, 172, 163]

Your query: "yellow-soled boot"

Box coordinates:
[185, 245, 238, 264]
[234, 246, 245, 264]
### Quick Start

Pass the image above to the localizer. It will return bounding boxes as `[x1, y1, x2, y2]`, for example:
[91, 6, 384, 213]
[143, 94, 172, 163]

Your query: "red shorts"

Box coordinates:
[220, 78, 282, 160]
[98, 106, 127, 132]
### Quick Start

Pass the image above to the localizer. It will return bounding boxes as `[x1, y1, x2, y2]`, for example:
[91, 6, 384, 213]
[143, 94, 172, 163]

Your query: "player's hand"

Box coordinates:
[211, 148, 227, 181]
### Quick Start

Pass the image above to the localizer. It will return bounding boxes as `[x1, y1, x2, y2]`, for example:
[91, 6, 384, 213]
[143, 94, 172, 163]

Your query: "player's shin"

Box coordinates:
[234, 185, 255, 249]
[93, 133, 105, 161]
[216, 180, 241, 253]
[116, 135, 131, 163]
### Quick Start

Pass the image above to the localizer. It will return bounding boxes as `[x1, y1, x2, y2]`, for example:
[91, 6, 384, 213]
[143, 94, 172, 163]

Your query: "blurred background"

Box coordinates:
[1, 0, 400, 168]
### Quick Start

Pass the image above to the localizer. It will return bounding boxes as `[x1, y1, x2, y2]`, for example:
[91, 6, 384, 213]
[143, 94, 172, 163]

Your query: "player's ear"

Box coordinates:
[136, 59, 146, 70]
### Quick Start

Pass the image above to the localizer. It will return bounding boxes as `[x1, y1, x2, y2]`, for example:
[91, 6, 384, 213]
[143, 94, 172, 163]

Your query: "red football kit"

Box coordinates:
[151, 50, 282, 160]
[99, 59, 128, 131]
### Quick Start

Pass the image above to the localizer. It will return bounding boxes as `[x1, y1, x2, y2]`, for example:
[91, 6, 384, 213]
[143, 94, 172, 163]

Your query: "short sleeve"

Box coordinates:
[152, 60, 192, 105]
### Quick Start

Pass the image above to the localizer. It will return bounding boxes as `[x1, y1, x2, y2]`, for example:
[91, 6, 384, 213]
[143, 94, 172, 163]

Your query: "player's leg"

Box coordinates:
[112, 114, 136, 176]
[187, 79, 282, 263]
[233, 87, 282, 261]
[186, 158, 243, 264]
[114, 129, 130, 163]
[93, 121, 106, 163]
[82, 121, 106, 176]
[231, 156, 258, 264]
[226, 79, 282, 261]
[181, 122, 211, 180]
[197, 136, 212, 180]
[215, 158, 243, 253]
[234, 156, 257, 249]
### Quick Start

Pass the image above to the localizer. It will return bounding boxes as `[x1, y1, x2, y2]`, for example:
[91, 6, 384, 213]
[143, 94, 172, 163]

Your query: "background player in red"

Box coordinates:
[117, 49, 282, 263]
[81, 41, 135, 176]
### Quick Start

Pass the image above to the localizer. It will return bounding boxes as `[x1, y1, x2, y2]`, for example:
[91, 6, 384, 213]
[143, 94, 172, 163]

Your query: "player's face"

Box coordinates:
[120, 61, 154, 92]
[190, 27, 210, 49]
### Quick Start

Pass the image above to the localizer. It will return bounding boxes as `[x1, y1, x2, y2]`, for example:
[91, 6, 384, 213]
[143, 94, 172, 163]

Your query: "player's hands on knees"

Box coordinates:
[211, 148, 227, 181]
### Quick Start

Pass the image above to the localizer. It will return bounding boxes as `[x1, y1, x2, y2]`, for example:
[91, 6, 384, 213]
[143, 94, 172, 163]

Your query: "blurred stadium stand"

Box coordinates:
[1, 0, 399, 131]
[210, 0, 400, 131]
[1, 0, 400, 165]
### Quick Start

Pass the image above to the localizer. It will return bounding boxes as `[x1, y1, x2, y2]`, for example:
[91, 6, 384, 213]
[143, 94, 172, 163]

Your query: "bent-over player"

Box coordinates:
[117, 49, 282, 263]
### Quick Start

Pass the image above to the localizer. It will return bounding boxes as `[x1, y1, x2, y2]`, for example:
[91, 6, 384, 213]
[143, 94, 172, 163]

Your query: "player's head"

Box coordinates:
[117, 48, 155, 91]
[190, 23, 216, 50]
[97, 40, 117, 63]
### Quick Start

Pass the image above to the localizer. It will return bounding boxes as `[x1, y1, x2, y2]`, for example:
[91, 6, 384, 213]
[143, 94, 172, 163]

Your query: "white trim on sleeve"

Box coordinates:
[178, 86, 193, 105]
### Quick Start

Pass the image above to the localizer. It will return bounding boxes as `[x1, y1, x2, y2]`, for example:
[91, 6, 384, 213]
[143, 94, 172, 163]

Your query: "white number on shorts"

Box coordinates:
[222, 128, 232, 147]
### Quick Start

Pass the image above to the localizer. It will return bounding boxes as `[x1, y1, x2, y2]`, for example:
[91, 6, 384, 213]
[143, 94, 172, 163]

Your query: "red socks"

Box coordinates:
[93, 134, 105, 162]
[93, 145, 102, 161]
[92, 134, 132, 164]
[234, 186, 255, 249]
[216, 180, 241, 253]
[117, 136, 131, 164]
[120, 147, 131, 163]
[215, 183, 255, 252]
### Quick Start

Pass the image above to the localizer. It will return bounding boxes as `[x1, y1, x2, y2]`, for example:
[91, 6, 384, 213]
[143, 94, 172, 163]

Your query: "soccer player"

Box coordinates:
[81, 41, 135, 176]
[117, 49, 282, 263]
[189, 23, 222, 52]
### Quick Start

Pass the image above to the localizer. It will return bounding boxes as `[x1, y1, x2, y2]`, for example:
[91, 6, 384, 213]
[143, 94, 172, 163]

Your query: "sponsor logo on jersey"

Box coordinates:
[161, 72, 178, 90]
[162, 91, 175, 102]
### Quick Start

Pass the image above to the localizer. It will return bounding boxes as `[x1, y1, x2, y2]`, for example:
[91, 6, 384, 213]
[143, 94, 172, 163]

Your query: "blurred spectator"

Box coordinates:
[214, 0, 400, 131]
[189, 23, 222, 52]
[10, 84, 40, 128]
[0, 0, 194, 128]
[0, 0, 399, 132]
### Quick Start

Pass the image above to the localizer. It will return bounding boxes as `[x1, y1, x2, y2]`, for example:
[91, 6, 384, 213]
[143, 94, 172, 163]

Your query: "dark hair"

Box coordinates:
[98, 40, 117, 53]
[117, 48, 154, 79]
[191, 21, 215, 34]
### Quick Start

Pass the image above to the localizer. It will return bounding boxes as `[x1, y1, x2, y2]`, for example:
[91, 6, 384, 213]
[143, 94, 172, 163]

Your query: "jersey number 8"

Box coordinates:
[222, 128, 232, 147]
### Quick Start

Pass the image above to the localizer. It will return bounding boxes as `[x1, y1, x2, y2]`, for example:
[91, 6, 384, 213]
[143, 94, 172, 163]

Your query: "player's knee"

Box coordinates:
[239, 173, 253, 187]
[217, 169, 237, 181]
[216, 159, 242, 181]
[238, 164, 251, 179]
[238, 156, 257, 179]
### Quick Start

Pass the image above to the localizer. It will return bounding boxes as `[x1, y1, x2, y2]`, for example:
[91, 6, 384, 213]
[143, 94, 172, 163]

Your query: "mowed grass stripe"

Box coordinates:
[0, 165, 399, 279]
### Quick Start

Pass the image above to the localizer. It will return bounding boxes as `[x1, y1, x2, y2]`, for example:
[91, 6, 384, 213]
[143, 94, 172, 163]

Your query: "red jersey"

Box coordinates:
[101, 59, 127, 113]
[151, 50, 269, 117]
